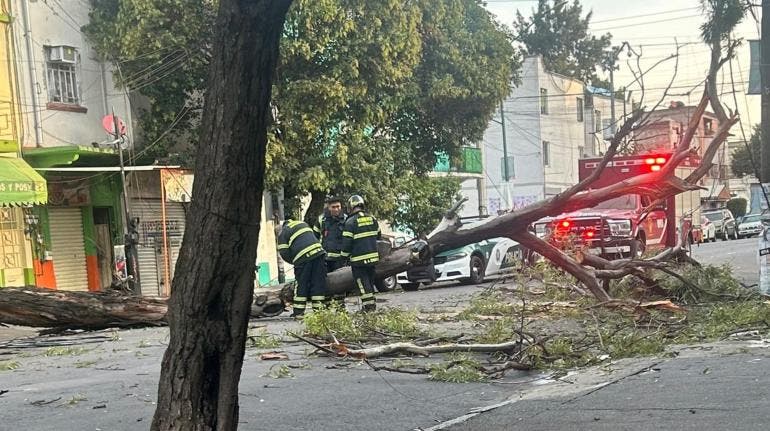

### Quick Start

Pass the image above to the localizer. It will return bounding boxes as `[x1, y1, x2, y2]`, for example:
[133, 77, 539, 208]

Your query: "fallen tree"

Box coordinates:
[0, 285, 290, 331]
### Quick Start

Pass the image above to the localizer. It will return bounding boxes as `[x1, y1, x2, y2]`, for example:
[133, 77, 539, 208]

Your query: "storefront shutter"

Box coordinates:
[48, 207, 88, 291]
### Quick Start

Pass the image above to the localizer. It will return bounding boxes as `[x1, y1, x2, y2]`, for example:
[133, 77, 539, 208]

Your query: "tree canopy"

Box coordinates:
[730, 125, 759, 179]
[84, 0, 517, 223]
[513, 0, 611, 85]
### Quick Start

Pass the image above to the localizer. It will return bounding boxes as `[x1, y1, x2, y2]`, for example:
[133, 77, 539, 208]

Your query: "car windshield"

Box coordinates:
[592, 195, 638, 210]
[741, 215, 761, 223]
[703, 212, 722, 222]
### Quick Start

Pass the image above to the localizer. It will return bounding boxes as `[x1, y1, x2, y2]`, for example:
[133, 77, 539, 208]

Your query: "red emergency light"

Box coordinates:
[651, 165, 662, 172]
[655, 157, 666, 164]
[645, 158, 656, 165]
[585, 230, 595, 238]
[561, 220, 570, 228]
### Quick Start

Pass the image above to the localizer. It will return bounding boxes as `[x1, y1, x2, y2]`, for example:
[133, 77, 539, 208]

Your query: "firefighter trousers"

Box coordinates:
[351, 265, 376, 311]
[293, 257, 327, 316]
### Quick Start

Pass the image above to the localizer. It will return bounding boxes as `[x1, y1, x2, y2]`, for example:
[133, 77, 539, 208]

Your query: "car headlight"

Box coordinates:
[445, 252, 468, 262]
[607, 219, 632, 237]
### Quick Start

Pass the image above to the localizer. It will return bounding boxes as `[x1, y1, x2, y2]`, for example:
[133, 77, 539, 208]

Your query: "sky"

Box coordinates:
[483, 0, 761, 141]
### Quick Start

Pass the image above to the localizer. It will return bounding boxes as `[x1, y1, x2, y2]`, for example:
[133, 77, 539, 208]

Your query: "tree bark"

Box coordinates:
[0, 286, 290, 331]
[151, 1, 293, 430]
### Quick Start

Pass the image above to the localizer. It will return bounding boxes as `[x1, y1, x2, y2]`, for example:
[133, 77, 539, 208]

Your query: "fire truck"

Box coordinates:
[534, 153, 702, 258]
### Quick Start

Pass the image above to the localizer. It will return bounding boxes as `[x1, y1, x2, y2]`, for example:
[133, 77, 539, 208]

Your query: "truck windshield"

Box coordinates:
[592, 195, 638, 210]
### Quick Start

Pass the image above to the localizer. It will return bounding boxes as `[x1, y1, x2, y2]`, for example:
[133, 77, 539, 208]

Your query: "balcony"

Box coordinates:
[431, 147, 483, 179]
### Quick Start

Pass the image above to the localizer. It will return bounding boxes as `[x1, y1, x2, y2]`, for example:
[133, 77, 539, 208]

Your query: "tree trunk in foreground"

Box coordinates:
[151, 1, 292, 430]
[0, 286, 290, 330]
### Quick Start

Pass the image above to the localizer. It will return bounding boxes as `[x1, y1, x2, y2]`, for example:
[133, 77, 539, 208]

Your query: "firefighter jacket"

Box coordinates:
[277, 220, 325, 266]
[313, 211, 347, 261]
[341, 210, 381, 266]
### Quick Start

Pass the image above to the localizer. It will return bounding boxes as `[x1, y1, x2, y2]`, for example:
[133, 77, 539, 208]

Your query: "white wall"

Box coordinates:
[460, 56, 592, 216]
[11, 0, 132, 149]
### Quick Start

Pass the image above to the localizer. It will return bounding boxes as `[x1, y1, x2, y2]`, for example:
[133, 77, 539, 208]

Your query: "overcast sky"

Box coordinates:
[483, 0, 760, 139]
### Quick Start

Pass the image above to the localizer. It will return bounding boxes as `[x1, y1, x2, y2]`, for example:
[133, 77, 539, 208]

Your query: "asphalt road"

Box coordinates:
[691, 236, 760, 286]
[0, 244, 764, 430]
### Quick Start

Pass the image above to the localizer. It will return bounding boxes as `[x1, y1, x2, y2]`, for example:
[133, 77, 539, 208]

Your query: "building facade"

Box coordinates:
[460, 56, 613, 217]
[0, 0, 48, 288]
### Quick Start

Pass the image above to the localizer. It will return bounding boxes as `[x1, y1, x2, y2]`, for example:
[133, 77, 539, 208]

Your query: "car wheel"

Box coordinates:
[463, 255, 486, 285]
[401, 283, 420, 292]
[630, 237, 646, 258]
[374, 275, 397, 293]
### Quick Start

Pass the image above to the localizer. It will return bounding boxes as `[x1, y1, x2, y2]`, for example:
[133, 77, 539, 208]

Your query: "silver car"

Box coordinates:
[737, 214, 764, 238]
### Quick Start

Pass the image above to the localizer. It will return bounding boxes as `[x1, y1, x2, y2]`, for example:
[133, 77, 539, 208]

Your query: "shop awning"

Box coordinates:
[0, 156, 48, 206]
[23, 145, 121, 168]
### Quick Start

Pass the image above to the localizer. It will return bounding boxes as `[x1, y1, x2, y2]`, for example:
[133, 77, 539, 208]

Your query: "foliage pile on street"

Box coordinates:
[288, 263, 769, 383]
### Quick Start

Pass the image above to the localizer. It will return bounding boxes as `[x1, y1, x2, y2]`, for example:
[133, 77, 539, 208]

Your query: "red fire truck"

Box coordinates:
[534, 153, 702, 258]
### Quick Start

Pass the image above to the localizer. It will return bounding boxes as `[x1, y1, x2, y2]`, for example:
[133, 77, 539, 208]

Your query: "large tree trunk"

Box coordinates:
[0, 286, 290, 331]
[151, 1, 293, 430]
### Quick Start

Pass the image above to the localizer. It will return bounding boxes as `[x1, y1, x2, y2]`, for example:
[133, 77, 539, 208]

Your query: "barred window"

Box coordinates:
[45, 46, 81, 105]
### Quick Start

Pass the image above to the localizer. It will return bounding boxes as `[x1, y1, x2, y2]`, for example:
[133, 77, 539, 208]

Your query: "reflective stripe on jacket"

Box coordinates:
[277, 220, 325, 265]
[341, 210, 380, 266]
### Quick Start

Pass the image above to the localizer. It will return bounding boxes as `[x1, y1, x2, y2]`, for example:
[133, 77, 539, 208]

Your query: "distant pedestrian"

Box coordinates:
[341, 195, 380, 312]
[277, 219, 327, 317]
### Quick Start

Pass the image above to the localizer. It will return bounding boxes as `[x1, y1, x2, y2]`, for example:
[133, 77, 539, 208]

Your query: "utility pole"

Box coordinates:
[500, 99, 511, 210]
[762, 0, 770, 183]
[112, 107, 141, 295]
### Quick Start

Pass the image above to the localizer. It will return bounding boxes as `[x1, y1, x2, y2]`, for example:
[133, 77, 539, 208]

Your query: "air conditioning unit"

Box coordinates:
[48, 45, 77, 64]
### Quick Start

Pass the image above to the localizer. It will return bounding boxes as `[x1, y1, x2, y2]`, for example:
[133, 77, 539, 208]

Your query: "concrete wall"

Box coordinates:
[10, 0, 132, 149]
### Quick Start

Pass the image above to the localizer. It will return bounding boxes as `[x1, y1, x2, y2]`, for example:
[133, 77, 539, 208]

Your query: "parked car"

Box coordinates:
[737, 214, 764, 238]
[702, 209, 737, 240]
[700, 215, 717, 242]
[397, 218, 523, 291]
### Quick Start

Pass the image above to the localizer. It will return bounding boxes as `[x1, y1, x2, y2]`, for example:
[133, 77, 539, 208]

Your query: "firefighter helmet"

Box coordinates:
[348, 194, 365, 209]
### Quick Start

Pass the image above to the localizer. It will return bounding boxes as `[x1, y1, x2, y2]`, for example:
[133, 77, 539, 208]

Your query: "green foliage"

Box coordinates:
[302, 306, 421, 340]
[302, 305, 362, 341]
[458, 293, 516, 320]
[475, 318, 516, 344]
[85, 0, 517, 219]
[247, 330, 283, 349]
[730, 125, 759, 178]
[659, 264, 755, 304]
[390, 177, 461, 236]
[727, 198, 748, 219]
[44, 346, 88, 356]
[0, 360, 20, 371]
[700, 0, 745, 44]
[429, 353, 486, 383]
[358, 308, 420, 338]
[682, 301, 770, 341]
[513, 0, 611, 84]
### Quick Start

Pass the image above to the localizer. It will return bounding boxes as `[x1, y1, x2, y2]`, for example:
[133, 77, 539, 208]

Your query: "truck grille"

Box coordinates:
[553, 218, 609, 240]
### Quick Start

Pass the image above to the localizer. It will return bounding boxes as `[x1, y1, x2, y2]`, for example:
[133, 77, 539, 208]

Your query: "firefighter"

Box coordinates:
[277, 218, 327, 317]
[341, 195, 380, 312]
[313, 196, 348, 273]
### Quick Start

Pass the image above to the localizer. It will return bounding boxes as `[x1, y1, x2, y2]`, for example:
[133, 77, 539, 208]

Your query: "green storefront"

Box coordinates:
[0, 155, 48, 287]
[23, 146, 124, 291]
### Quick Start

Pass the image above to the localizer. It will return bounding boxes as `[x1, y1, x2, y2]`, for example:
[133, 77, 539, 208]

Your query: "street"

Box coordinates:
[691, 237, 760, 287]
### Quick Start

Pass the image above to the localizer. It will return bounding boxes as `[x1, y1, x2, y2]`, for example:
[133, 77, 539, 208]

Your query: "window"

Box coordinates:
[542, 141, 550, 166]
[45, 46, 81, 105]
[704, 118, 714, 135]
[594, 110, 602, 134]
[500, 156, 514, 180]
[540, 88, 548, 115]
[576, 97, 584, 122]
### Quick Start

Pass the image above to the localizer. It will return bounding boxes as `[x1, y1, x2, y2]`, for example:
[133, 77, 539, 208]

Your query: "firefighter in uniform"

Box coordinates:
[341, 195, 380, 312]
[313, 196, 348, 273]
[277, 219, 327, 317]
